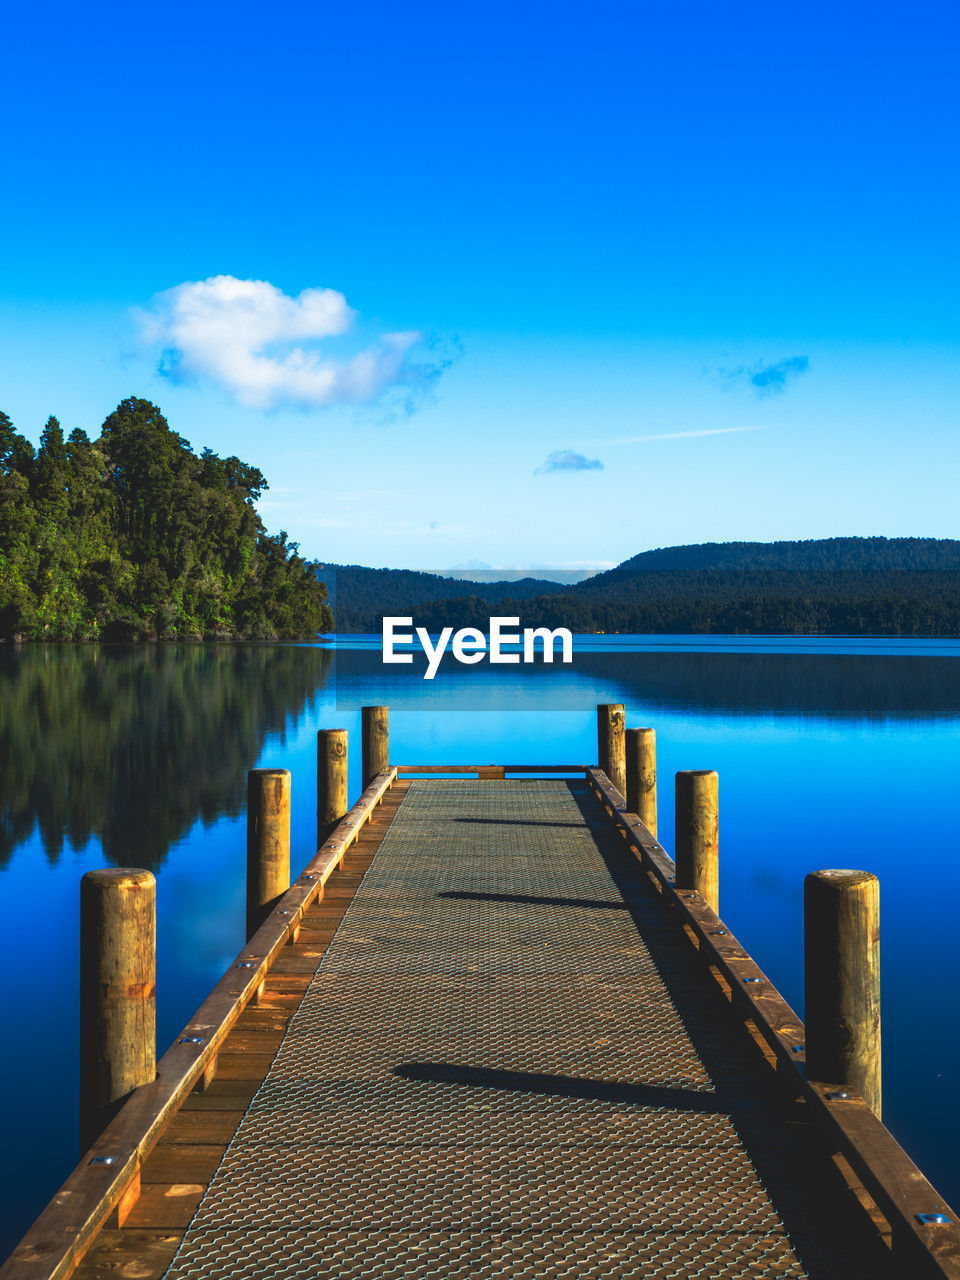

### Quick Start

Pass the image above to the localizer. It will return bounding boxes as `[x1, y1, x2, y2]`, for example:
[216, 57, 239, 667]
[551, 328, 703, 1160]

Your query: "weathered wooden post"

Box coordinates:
[317, 727, 348, 847]
[79, 869, 156, 1153]
[804, 870, 881, 1117]
[597, 703, 626, 798]
[246, 768, 291, 940]
[626, 727, 657, 838]
[675, 770, 719, 913]
[362, 705, 389, 789]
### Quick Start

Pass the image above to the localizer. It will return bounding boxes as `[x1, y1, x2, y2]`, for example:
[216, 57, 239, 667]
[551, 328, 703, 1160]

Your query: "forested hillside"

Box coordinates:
[315, 564, 566, 622]
[0, 398, 332, 640]
[605, 537, 960, 575]
[394, 571, 960, 636]
[328, 538, 960, 636]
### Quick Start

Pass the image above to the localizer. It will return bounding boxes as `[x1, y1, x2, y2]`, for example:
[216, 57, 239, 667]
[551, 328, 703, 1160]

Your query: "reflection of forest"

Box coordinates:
[3, 643, 955, 866]
[575, 650, 960, 718]
[0, 644, 332, 868]
[333, 647, 960, 719]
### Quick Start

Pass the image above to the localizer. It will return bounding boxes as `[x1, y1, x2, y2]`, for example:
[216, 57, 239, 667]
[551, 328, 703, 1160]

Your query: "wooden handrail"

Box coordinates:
[587, 766, 960, 1279]
[0, 768, 399, 1280]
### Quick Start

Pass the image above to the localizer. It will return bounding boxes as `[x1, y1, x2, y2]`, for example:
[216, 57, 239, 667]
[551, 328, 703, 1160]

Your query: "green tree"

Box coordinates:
[0, 399, 333, 641]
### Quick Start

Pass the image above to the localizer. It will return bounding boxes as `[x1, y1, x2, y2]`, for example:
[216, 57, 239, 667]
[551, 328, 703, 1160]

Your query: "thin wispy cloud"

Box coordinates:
[722, 355, 810, 397]
[601, 425, 771, 445]
[535, 449, 604, 474]
[135, 275, 449, 412]
[447, 559, 614, 574]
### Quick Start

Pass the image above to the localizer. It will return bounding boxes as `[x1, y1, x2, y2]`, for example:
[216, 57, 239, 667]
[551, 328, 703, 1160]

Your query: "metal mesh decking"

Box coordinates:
[160, 781, 876, 1279]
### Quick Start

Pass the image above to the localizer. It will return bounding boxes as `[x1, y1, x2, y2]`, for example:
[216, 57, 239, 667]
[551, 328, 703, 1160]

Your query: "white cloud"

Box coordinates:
[136, 275, 425, 410]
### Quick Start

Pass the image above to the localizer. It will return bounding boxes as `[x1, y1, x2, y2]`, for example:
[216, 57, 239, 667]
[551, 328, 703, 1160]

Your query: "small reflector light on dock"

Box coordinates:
[918, 1213, 951, 1225]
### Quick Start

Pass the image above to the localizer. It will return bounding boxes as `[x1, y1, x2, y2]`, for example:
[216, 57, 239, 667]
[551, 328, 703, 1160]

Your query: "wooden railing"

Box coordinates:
[0, 768, 398, 1280]
[588, 765, 960, 1279]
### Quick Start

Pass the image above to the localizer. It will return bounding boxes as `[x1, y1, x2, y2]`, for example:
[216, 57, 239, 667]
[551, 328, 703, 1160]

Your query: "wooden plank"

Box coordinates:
[254, 974, 312, 997]
[294, 923, 344, 940]
[214, 1053, 276, 1080]
[587, 766, 960, 1280]
[269, 953, 328, 975]
[179, 1080, 258, 1113]
[71, 1231, 181, 1280]
[230, 1008, 289, 1033]
[396, 764, 586, 775]
[121, 1185, 204, 1231]
[140, 1145, 226, 1184]
[0, 769, 399, 1280]
[156, 1112, 241, 1145]
[499, 764, 587, 774]
[204, 1029, 283, 1053]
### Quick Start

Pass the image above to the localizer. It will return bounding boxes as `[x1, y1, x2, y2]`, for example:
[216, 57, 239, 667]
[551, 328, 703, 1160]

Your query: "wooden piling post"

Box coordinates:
[246, 768, 291, 940]
[597, 704, 626, 798]
[675, 770, 719, 913]
[79, 869, 156, 1154]
[626, 727, 657, 837]
[362, 705, 389, 790]
[317, 728, 348, 847]
[804, 869, 881, 1117]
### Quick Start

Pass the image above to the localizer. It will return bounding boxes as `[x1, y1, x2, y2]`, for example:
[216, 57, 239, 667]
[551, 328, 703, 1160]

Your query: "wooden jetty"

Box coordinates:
[3, 705, 959, 1279]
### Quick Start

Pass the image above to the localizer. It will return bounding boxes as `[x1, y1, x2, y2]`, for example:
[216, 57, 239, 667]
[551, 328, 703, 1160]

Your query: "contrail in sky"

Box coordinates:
[599, 425, 772, 445]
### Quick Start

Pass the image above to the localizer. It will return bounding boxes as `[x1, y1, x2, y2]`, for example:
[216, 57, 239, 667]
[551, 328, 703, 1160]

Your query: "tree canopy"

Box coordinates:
[0, 398, 333, 641]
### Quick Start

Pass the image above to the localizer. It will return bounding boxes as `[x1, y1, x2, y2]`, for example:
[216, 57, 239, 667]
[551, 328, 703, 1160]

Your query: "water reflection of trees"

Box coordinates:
[4, 643, 955, 867]
[333, 647, 960, 719]
[572, 650, 960, 720]
[0, 644, 332, 868]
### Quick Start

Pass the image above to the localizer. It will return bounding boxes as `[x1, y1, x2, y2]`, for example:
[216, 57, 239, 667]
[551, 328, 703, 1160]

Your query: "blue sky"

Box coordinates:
[1, 0, 958, 572]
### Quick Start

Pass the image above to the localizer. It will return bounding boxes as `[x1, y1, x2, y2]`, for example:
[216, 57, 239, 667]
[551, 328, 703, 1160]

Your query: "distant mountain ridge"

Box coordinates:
[319, 538, 960, 635]
[608, 537, 960, 575]
[314, 563, 568, 619]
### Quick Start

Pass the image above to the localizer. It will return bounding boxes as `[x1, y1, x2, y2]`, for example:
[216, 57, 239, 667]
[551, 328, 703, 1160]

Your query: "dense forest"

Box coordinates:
[392, 571, 960, 636]
[314, 564, 567, 619]
[0, 398, 333, 641]
[610, 536, 960, 574]
[326, 539, 960, 635]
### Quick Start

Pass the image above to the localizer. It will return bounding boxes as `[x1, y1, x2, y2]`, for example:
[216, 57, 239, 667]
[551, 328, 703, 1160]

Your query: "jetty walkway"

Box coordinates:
[3, 712, 959, 1279]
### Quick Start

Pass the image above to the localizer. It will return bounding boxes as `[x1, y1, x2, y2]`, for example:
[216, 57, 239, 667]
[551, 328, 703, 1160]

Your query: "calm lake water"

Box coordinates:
[2, 636, 960, 1258]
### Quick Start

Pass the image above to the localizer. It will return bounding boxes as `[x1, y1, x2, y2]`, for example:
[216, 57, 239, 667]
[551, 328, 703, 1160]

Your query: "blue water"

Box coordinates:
[1, 637, 959, 1257]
